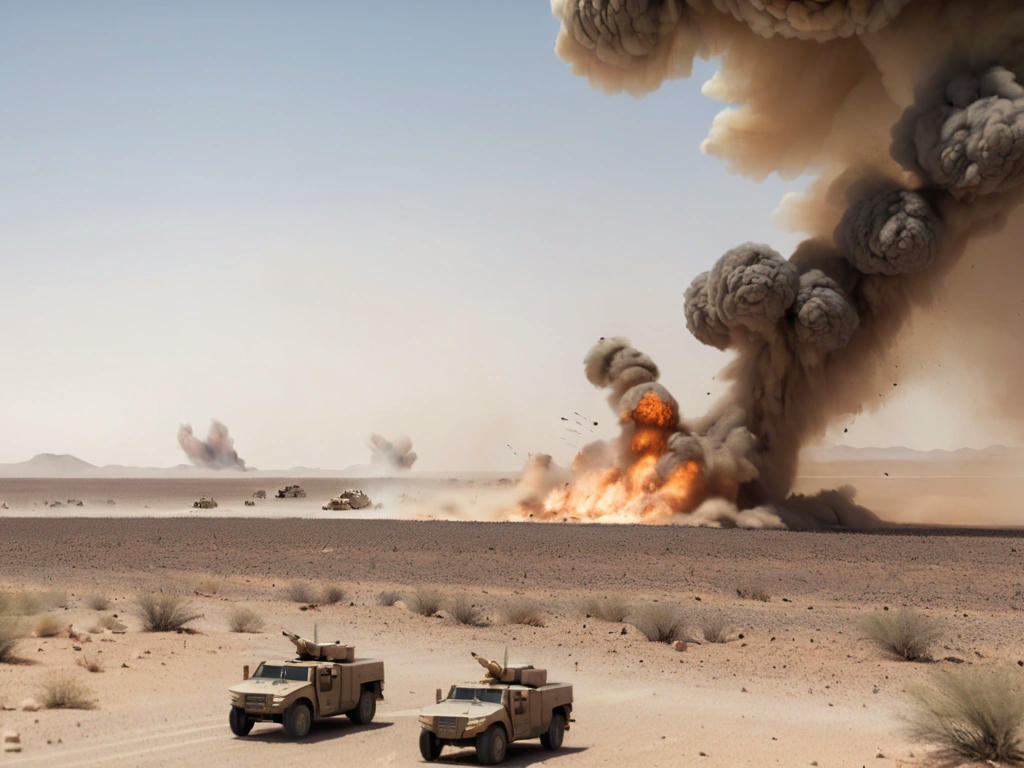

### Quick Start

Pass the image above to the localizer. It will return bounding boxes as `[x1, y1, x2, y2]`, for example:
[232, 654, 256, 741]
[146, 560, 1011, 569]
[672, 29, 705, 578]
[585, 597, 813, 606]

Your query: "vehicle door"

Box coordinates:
[509, 689, 531, 739]
[316, 665, 341, 715]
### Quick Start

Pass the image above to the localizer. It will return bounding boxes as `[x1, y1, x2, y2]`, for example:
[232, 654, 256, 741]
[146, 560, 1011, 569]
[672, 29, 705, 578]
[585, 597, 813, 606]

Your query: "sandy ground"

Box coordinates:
[1, 517, 1023, 767]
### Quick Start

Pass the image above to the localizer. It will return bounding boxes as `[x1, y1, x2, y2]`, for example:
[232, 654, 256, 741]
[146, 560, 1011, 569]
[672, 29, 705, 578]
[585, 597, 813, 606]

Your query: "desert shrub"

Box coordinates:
[700, 614, 732, 643]
[907, 666, 1024, 764]
[582, 594, 630, 623]
[629, 603, 685, 643]
[448, 595, 486, 626]
[377, 590, 401, 607]
[736, 584, 770, 602]
[40, 672, 96, 709]
[0, 617, 23, 662]
[228, 607, 265, 634]
[76, 655, 104, 673]
[501, 598, 545, 628]
[134, 594, 203, 632]
[408, 588, 444, 617]
[284, 581, 314, 603]
[321, 585, 346, 605]
[34, 615, 63, 637]
[98, 614, 120, 630]
[86, 594, 110, 611]
[860, 608, 942, 662]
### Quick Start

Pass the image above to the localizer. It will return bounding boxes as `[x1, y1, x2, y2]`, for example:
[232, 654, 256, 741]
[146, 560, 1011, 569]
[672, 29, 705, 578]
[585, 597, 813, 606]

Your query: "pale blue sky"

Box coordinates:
[0, 2, 996, 469]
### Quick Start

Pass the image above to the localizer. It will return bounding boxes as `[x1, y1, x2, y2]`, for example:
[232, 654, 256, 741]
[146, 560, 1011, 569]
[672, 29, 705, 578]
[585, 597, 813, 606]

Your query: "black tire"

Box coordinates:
[229, 706, 254, 737]
[419, 729, 442, 761]
[540, 711, 565, 750]
[283, 700, 313, 739]
[475, 724, 508, 765]
[347, 688, 377, 724]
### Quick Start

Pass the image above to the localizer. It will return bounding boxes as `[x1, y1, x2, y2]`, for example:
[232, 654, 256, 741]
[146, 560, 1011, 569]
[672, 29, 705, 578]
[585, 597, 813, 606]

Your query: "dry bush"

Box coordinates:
[98, 614, 120, 630]
[448, 595, 486, 626]
[34, 615, 63, 638]
[0, 617, 23, 662]
[377, 590, 401, 607]
[736, 584, 770, 602]
[628, 603, 685, 643]
[228, 607, 265, 634]
[321, 585, 346, 605]
[582, 594, 630, 623]
[284, 581, 314, 603]
[134, 594, 203, 632]
[907, 666, 1024, 764]
[860, 608, 942, 662]
[40, 672, 96, 709]
[501, 598, 545, 627]
[409, 588, 444, 617]
[86, 594, 110, 611]
[76, 655, 104, 673]
[700, 614, 732, 643]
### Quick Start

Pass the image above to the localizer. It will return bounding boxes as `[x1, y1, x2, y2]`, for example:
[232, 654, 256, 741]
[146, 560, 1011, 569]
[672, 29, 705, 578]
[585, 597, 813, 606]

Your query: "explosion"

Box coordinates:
[522, 0, 1024, 528]
[177, 420, 246, 471]
[368, 434, 418, 471]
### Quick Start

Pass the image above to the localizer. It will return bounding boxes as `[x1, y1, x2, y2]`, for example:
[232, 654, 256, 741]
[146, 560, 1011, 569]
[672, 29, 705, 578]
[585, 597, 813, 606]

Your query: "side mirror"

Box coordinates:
[435, 688, 442, 704]
[243, 665, 250, 680]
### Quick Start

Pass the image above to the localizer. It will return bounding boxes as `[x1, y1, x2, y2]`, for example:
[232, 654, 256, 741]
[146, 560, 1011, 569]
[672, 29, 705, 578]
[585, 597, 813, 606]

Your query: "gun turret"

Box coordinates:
[471, 650, 547, 686]
[282, 629, 355, 662]
[471, 651, 503, 680]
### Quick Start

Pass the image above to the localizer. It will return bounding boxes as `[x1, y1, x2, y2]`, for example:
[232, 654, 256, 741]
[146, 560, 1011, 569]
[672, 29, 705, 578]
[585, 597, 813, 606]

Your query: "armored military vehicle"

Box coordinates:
[228, 630, 384, 739]
[417, 651, 573, 764]
[276, 485, 306, 499]
[193, 497, 218, 509]
[322, 489, 371, 511]
[253, 489, 267, 499]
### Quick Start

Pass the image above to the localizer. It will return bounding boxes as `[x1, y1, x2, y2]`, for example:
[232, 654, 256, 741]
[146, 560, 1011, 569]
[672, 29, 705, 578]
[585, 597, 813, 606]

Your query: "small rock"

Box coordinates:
[672, 640, 687, 652]
[19, 699, 39, 712]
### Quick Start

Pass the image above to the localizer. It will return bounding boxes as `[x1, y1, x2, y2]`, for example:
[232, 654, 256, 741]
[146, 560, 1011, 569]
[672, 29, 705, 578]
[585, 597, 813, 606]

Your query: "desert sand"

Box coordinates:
[1, 511, 1022, 767]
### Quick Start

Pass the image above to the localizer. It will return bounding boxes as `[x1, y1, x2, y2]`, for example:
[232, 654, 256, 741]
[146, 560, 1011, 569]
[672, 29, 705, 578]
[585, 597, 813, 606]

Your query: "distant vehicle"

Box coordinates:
[276, 485, 306, 499]
[418, 651, 573, 764]
[228, 630, 384, 740]
[193, 497, 218, 509]
[244, 500, 256, 507]
[322, 489, 372, 511]
[253, 490, 267, 499]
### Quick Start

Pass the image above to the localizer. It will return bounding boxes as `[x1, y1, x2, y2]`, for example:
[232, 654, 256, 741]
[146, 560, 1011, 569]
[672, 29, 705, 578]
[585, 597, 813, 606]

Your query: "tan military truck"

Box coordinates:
[228, 630, 384, 739]
[275, 484, 306, 498]
[322, 489, 372, 511]
[417, 651, 573, 764]
[193, 497, 217, 509]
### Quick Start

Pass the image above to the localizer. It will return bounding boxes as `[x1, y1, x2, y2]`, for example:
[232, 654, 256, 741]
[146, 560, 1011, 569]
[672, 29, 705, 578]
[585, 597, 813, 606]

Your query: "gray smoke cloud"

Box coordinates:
[368, 434, 418, 470]
[545, 0, 1024, 527]
[177, 420, 246, 471]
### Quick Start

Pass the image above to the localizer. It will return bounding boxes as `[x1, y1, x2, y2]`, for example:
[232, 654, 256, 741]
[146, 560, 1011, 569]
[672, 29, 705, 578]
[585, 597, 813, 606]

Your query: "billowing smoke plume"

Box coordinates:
[368, 434, 418, 471]
[177, 420, 246, 471]
[540, 0, 1024, 527]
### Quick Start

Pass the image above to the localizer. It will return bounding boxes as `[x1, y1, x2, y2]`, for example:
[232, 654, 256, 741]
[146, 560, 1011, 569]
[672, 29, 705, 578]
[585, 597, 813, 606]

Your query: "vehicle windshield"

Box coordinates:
[448, 687, 503, 704]
[252, 664, 309, 682]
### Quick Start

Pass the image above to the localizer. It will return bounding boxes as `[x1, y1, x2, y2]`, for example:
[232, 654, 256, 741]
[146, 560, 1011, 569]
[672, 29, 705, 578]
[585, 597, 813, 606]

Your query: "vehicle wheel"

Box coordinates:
[419, 729, 442, 761]
[540, 711, 565, 750]
[475, 724, 508, 765]
[229, 706, 254, 736]
[283, 700, 313, 739]
[348, 688, 376, 724]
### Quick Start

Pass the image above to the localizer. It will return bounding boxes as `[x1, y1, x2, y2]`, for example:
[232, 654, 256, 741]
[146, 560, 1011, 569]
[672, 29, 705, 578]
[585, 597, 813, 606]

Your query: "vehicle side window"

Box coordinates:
[514, 692, 526, 715]
[319, 668, 332, 692]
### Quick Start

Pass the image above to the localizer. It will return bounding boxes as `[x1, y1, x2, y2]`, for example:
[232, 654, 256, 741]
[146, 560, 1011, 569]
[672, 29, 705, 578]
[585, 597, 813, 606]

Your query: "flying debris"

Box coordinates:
[368, 434, 418, 470]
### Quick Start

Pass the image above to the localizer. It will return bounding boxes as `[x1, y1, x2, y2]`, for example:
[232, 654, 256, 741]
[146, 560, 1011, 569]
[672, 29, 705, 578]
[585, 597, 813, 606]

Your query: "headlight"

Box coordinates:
[272, 696, 285, 706]
[465, 717, 487, 731]
[418, 715, 434, 727]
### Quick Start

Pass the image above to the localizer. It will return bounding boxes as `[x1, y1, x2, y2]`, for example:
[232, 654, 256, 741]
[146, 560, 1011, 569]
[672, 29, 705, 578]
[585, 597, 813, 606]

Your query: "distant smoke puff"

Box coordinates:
[177, 420, 246, 470]
[684, 271, 732, 349]
[791, 269, 859, 352]
[709, 0, 910, 40]
[836, 189, 942, 275]
[706, 243, 799, 334]
[906, 66, 1024, 201]
[368, 434, 418, 470]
